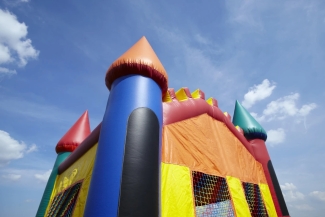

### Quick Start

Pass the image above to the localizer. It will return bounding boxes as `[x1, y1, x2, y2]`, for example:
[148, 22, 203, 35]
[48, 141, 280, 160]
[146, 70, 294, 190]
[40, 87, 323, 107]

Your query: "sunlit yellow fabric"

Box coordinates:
[163, 90, 172, 102]
[227, 176, 252, 217]
[162, 163, 195, 217]
[206, 97, 214, 106]
[191, 89, 201, 99]
[259, 183, 277, 217]
[175, 88, 189, 101]
[45, 143, 98, 217]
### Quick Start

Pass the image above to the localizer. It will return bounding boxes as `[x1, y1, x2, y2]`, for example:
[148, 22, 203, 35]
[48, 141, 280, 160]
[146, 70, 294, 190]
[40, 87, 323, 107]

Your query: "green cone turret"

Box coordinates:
[232, 100, 267, 141]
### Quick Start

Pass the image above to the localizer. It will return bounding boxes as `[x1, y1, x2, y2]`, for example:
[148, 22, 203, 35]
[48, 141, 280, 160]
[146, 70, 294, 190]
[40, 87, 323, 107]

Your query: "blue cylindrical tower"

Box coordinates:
[84, 37, 168, 217]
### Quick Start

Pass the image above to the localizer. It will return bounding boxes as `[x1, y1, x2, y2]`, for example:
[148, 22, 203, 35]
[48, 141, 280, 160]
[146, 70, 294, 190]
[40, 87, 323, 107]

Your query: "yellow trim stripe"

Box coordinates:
[259, 183, 277, 217]
[227, 176, 252, 217]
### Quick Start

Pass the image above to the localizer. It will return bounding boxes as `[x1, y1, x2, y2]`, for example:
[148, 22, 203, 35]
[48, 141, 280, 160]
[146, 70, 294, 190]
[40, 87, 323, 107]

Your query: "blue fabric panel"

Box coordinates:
[84, 75, 162, 217]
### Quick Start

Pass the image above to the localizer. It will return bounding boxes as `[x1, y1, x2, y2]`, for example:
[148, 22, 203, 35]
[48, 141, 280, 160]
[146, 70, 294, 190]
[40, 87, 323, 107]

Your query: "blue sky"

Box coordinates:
[0, 0, 324, 216]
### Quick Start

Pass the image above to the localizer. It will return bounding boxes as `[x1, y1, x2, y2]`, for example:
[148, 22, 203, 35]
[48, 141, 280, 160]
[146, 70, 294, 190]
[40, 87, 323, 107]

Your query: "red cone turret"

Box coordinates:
[55, 111, 91, 153]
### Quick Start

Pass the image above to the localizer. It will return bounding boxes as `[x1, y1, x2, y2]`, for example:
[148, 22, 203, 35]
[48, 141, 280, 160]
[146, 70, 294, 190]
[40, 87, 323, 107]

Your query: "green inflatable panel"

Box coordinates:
[35, 152, 70, 217]
[232, 100, 267, 141]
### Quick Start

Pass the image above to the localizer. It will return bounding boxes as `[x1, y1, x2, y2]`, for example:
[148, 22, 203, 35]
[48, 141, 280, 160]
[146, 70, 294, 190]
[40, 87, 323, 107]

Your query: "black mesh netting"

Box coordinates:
[47, 182, 82, 217]
[192, 171, 235, 217]
[242, 182, 268, 217]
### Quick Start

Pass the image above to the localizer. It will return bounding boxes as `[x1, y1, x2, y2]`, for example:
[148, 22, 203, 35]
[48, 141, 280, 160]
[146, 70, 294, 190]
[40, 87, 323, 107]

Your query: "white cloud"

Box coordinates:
[242, 79, 276, 108]
[0, 130, 26, 166]
[267, 128, 286, 145]
[281, 182, 297, 191]
[2, 0, 30, 6]
[227, 0, 265, 29]
[0, 67, 16, 75]
[264, 93, 299, 117]
[25, 199, 33, 203]
[295, 204, 314, 211]
[281, 182, 305, 202]
[299, 103, 317, 116]
[2, 173, 21, 181]
[0, 130, 37, 165]
[0, 9, 39, 71]
[309, 191, 325, 201]
[195, 34, 211, 45]
[284, 190, 305, 202]
[254, 93, 317, 122]
[250, 112, 265, 122]
[34, 169, 52, 182]
[26, 144, 38, 153]
[0, 43, 12, 64]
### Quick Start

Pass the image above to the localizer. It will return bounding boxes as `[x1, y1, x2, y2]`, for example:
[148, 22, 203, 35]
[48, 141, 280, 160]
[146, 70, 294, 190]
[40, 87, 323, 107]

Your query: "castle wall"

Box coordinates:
[45, 144, 97, 217]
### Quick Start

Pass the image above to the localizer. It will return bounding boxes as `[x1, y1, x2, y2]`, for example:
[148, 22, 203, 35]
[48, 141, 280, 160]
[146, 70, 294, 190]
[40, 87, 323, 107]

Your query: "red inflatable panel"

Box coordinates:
[250, 139, 284, 217]
[55, 111, 91, 153]
[58, 123, 101, 174]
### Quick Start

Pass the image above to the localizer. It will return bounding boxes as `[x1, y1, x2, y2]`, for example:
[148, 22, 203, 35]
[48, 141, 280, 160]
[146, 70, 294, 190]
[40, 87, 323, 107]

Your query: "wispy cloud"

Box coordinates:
[2, 0, 30, 6]
[2, 173, 21, 181]
[309, 191, 325, 202]
[242, 79, 276, 108]
[227, 0, 265, 29]
[294, 204, 314, 211]
[0, 67, 16, 75]
[281, 182, 305, 202]
[26, 144, 38, 154]
[281, 182, 297, 191]
[195, 34, 211, 45]
[280, 182, 325, 213]
[0, 168, 53, 186]
[155, 27, 223, 82]
[34, 169, 51, 183]
[25, 199, 34, 203]
[0, 96, 77, 123]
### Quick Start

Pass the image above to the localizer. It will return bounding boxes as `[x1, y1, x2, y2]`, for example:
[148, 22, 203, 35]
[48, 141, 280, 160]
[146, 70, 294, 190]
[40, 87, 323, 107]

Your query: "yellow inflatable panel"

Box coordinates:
[259, 183, 277, 217]
[191, 89, 201, 99]
[163, 90, 173, 102]
[227, 176, 252, 217]
[161, 163, 195, 217]
[175, 88, 189, 101]
[46, 143, 98, 217]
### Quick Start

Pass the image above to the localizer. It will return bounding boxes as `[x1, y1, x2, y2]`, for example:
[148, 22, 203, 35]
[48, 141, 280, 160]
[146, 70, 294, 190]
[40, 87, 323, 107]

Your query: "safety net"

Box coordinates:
[47, 182, 82, 217]
[242, 182, 269, 217]
[192, 171, 235, 217]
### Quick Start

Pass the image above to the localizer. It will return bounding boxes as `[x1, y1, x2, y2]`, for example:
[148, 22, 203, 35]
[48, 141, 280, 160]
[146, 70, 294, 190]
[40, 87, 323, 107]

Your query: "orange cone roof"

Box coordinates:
[55, 111, 91, 153]
[105, 36, 168, 93]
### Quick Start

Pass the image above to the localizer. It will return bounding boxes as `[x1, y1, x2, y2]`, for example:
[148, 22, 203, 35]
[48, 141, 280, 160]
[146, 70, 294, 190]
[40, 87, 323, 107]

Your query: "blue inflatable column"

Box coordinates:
[84, 37, 168, 217]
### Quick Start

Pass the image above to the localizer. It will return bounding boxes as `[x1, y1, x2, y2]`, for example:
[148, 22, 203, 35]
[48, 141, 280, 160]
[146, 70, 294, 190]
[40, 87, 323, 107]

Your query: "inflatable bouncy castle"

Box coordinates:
[36, 37, 290, 217]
